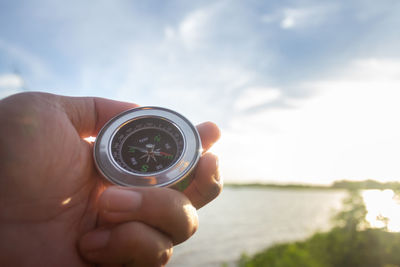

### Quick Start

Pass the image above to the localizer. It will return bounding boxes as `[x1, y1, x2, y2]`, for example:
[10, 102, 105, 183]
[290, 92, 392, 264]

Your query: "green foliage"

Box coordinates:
[238, 191, 400, 267]
[332, 190, 368, 231]
[238, 242, 321, 267]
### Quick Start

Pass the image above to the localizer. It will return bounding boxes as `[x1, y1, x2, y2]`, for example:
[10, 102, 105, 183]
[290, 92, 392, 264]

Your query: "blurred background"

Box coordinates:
[1, 0, 400, 266]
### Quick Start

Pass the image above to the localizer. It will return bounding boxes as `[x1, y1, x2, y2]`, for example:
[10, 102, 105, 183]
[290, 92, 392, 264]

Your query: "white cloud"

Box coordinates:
[234, 87, 281, 111]
[0, 73, 24, 88]
[114, 51, 255, 124]
[262, 4, 338, 30]
[218, 58, 400, 184]
[164, 6, 217, 50]
[179, 9, 210, 49]
[353, 0, 400, 21]
[0, 39, 50, 79]
[1, 0, 399, 185]
[0, 73, 24, 99]
[281, 8, 314, 29]
[164, 26, 176, 40]
[281, 15, 296, 29]
[344, 58, 400, 81]
[261, 13, 280, 24]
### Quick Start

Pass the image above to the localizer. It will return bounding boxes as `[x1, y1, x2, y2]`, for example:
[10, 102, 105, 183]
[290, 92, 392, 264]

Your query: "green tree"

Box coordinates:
[237, 190, 400, 267]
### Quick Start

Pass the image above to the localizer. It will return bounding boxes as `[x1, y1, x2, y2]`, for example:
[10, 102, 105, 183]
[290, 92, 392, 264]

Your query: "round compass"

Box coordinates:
[94, 107, 202, 190]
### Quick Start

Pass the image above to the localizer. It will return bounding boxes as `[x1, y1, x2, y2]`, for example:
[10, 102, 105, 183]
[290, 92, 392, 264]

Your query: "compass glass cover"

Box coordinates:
[110, 117, 184, 174]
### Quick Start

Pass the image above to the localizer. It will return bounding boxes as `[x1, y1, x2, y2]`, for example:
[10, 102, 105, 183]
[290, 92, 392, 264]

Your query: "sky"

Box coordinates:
[1, 0, 400, 185]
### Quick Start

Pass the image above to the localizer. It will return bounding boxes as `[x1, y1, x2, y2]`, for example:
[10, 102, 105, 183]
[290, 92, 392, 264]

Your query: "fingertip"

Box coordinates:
[99, 186, 142, 213]
[184, 152, 222, 209]
[97, 186, 144, 224]
[196, 121, 221, 152]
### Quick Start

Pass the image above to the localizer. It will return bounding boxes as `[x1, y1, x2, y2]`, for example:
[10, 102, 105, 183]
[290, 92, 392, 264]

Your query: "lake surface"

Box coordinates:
[169, 187, 347, 267]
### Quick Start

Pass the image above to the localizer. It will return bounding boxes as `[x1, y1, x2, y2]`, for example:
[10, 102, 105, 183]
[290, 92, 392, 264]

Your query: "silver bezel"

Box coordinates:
[94, 106, 202, 188]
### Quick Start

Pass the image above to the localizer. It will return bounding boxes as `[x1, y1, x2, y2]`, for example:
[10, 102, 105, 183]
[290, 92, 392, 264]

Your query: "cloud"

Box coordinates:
[177, 8, 213, 50]
[1, 0, 399, 130]
[1, 0, 400, 185]
[163, 2, 229, 51]
[0, 39, 50, 80]
[0, 1, 341, 116]
[352, 0, 400, 21]
[0, 73, 24, 99]
[281, 8, 319, 29]
[234, 87, 289, 113]
[262, 4, 339, 30]
[163, 9, 211, 51]
[113, 50, 256, 124]
[344, 58, 400, 81]
[103, 3, 262, 124]
[0, 73, 23, 88]
[217, 57, 400, 183]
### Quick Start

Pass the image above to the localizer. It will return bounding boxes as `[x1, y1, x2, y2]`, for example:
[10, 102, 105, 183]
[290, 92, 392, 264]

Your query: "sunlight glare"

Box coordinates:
[84, 136, 96, 143]
[362, 190, 400, 232]
[61, 197, 72, 206]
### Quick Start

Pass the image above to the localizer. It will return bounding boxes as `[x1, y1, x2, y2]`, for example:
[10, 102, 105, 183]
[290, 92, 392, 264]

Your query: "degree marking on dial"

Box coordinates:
[130, 157, 138, 165]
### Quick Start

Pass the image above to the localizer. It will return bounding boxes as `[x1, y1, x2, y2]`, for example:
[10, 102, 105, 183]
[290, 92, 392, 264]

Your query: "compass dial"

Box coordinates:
[111, 117, 184, 174]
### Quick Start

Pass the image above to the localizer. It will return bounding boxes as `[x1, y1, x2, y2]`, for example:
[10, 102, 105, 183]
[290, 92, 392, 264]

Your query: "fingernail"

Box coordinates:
[103, 187, 142, 213]
[81, 230, 110, 252]
[212, 164, 221, 182]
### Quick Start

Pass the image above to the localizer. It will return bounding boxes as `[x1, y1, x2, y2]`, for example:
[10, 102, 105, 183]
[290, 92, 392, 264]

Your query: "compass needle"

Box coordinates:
[129, 146, 147, 153]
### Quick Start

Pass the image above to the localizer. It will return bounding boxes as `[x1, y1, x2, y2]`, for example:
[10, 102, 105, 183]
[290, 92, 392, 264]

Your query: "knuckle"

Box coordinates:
[161, 246, 173, 266]
[210, 175, 223, 198]
[116, 222, 173, 266]
[179, 203, 199, 242]
[206, 167, 223, 199]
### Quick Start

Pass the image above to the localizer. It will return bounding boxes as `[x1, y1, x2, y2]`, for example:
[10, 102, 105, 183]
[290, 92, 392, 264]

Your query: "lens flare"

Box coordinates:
[362, 189, 400, 232]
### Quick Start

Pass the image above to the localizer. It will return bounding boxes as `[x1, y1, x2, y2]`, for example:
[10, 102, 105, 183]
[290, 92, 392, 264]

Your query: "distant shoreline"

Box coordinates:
[224, 183, 332, 190]
[225, 179, 400, 190]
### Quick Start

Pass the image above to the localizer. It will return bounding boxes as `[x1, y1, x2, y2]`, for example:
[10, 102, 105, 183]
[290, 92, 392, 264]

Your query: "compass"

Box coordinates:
[94, 107, 202, 190]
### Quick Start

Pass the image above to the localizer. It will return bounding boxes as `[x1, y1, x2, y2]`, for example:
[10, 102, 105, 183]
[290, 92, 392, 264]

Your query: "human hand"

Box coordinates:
[0, 92, 221, 266]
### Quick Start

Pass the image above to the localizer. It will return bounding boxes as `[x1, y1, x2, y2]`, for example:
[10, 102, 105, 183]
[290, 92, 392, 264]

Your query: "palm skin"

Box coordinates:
[0, 93, 108, 266]
[0, 93, 221, 266]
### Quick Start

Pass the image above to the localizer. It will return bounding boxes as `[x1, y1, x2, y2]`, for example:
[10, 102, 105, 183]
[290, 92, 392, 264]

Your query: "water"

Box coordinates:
[169, 187, 347, 267]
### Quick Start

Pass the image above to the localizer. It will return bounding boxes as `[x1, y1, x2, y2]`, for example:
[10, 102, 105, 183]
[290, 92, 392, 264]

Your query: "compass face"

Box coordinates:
[94, 106, 201, 189]
[111, 117, 184, 174]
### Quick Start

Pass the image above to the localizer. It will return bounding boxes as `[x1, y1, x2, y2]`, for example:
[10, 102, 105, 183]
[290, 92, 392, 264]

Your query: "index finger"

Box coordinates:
[59, 96, 138, 137]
